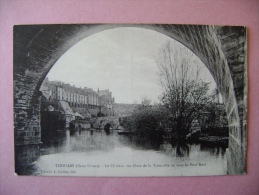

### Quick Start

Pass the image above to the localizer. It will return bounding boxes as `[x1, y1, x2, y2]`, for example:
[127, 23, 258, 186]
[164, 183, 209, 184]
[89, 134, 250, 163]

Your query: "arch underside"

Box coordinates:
[13, 24, 247, 174]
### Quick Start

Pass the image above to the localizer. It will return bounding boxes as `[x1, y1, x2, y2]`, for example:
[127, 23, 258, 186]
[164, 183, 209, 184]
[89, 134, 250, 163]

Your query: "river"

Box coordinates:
[15, 130, 227, 176]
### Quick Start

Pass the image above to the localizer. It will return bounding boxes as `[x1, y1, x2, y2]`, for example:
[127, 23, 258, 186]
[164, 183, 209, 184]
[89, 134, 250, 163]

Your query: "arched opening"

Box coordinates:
[14, 24, 246, 175]
[42, 26, 226, 143]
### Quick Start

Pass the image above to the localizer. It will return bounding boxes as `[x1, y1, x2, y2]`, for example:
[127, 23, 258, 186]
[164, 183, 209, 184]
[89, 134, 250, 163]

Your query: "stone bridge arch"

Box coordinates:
[14, 24, 246, 174]
[94, 116, 120, 129]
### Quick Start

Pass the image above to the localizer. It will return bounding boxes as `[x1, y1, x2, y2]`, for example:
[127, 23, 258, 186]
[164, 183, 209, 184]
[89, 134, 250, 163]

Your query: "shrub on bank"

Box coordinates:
[121, 105, 169, 142]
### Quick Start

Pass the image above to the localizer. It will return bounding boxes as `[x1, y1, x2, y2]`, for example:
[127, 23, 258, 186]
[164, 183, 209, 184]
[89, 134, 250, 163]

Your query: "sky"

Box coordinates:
[46, 27, 217, 104]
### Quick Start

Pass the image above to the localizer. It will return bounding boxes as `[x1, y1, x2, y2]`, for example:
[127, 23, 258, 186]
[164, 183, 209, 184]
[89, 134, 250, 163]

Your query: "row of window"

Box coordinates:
[51, 88, 99, 104]
[47, 86, 113, 106]
[68, 102, 98, 109]
[56, 92, 99, 105]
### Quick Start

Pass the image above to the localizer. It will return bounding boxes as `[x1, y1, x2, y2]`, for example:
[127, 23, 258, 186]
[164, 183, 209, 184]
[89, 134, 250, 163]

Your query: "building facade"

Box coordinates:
[40, 77, 115, 116]
[97, 89, 115, 116]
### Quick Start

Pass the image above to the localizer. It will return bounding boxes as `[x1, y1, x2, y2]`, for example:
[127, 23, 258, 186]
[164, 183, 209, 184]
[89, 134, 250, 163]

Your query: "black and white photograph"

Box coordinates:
[13, 24, 247, 176]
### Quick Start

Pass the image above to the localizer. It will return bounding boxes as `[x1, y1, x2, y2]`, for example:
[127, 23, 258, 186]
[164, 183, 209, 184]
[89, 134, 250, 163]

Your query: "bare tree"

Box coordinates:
[156, 41, 215, 140]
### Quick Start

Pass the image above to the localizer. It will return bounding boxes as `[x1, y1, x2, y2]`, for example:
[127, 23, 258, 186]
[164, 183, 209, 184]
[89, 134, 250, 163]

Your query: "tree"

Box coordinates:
[156, 41, 216, 140]
[140, 97, 152, 107]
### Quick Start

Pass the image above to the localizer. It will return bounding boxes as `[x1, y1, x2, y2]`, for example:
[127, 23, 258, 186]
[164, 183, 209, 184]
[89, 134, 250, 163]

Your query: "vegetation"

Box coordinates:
[120, 100, 169, 143]
[120, 42, 227, 143]
[156, 41, 216, 140]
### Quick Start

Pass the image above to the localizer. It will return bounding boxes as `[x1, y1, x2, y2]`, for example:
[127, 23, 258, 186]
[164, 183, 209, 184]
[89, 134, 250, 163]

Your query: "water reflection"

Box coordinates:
[176, 143, 190, 158]
[200, 143, 226, 159]
[15, 129, 228, 176]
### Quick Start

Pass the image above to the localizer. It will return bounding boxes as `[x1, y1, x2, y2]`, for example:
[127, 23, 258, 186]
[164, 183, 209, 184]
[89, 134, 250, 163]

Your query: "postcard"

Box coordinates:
[13, 24, 247, 176]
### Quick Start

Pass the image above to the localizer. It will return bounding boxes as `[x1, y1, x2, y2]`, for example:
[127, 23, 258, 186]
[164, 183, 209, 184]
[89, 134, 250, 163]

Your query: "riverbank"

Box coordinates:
[199, 136, 228, 144]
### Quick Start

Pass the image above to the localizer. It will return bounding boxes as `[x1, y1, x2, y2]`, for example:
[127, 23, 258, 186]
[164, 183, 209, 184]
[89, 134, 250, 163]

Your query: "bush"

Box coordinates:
[121, 105, 169, 142]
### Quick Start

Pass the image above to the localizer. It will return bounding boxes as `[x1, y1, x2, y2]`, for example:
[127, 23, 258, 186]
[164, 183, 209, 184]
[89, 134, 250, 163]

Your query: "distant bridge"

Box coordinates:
[93, 116, 121, 129]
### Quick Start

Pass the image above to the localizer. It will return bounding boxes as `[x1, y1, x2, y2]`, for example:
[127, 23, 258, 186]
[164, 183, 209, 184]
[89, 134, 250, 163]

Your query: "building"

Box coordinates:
[40, 77, 115, 117]
[97, 89, 115, 116]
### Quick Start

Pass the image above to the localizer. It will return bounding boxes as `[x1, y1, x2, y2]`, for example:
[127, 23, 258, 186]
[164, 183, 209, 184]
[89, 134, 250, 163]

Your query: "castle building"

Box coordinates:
[40, 77, 115, 117]
[97, 89, 115, 116]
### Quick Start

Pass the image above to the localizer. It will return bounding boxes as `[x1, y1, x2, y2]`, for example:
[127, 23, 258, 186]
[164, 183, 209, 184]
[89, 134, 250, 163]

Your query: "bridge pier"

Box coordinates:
[14, 72, 42, 145]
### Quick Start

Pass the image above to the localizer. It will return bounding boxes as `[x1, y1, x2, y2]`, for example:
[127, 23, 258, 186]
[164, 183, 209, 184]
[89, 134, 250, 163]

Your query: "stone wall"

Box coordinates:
[14, 72, 42, 145]
[215, 26, 247, 174]
[113, 103, 139, 117]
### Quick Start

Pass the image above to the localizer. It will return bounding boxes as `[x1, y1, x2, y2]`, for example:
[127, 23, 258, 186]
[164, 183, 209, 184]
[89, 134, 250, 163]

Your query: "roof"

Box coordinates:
[97, 89, 111, 96]
[43, 105, 54, 112]
[59, 101, 75, 115]
[41, 91, 51, 100]
[75, 112, 84, 119]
